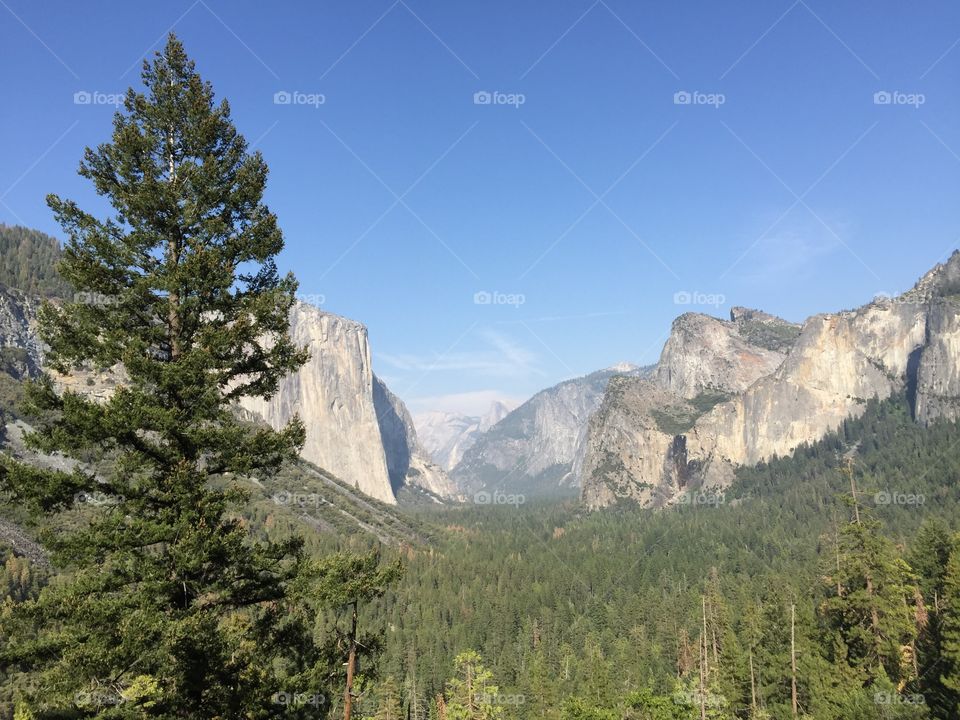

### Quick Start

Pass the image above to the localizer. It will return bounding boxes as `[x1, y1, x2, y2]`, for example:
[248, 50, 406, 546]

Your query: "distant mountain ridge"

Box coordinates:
[449, 363, 653, 496]
[415, 401, 512, 470]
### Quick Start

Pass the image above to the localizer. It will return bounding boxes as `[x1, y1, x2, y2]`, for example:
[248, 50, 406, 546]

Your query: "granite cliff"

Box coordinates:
[579, 253, 960, 509]
[451, 364, 651, 496]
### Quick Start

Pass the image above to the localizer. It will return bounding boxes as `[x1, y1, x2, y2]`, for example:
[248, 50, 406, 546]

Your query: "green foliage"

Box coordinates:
[0, 225, 70, 299]
[0, 33, 331, 718]
[941, 536, 960, 717]
[365, 394, 960, 719]
[733, 319, 801, 353]
[651, 391, 729, 435]
[443, 651, 503, 720]
[372, 675, 404, 720]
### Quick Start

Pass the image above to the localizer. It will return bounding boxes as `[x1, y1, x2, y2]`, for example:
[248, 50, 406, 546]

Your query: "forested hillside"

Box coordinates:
[0, 225, 69, 299]
[356, 394, 960, 719]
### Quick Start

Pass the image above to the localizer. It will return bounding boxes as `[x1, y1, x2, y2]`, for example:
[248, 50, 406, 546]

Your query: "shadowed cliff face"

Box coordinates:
[239, 303, 460, 505]
[373, 376, 459, 500]
[238, 303, 397, 504]
[579, 253, 960, 509]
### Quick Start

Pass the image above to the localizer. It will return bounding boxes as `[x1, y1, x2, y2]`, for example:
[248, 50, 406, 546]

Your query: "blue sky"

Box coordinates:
[2, 1, 959, 416]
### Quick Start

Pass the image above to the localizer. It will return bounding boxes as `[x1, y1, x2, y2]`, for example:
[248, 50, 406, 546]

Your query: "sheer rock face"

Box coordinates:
[688, 302, 926, 471]
[4, 290, 448, 505]
[655, 313, 790, 399]
[0, 286, 43, 377]
[373, 376, 460, 500]
[238, 303, 396, 504]
[915, 299, 960, 424]
[580, 253, 960, 509]
[451, 365, 651, 495]
[577, 377, 693, 510]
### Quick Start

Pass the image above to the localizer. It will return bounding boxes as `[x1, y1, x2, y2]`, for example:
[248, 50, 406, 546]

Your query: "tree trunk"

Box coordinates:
[166, 130, 182, 363]
[791, 604, 798, 720]
[344, 600, 358, 720]
[700, 596, 707, 720]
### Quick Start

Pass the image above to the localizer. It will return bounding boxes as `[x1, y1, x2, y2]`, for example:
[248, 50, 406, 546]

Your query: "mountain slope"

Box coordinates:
[450, 364, 652, 496]
[580, 252, 960, 509]
[415, 401, 511, 470]
[238, 302, 397, 503]
[373, 376, 459, 500]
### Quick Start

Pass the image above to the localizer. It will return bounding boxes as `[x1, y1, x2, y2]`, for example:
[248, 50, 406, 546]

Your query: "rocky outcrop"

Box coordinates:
[451, 364, 651, 495]
[578, 377, 697, 509]
[579, 253, 960, 509]
[0, 285, 43, 378]
[238, 303, 396, 504]
[373, 376, 459, 500]
[415, 401, 511, 470]
[655, 313, 790, 399]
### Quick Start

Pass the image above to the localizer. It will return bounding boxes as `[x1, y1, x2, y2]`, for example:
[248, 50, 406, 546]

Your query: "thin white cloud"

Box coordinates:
[376, 329, 543, 379]
[728, 215, 849, 282]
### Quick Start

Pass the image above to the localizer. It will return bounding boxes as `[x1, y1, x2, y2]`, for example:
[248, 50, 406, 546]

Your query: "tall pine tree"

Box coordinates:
[0, 34, 314, 717]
